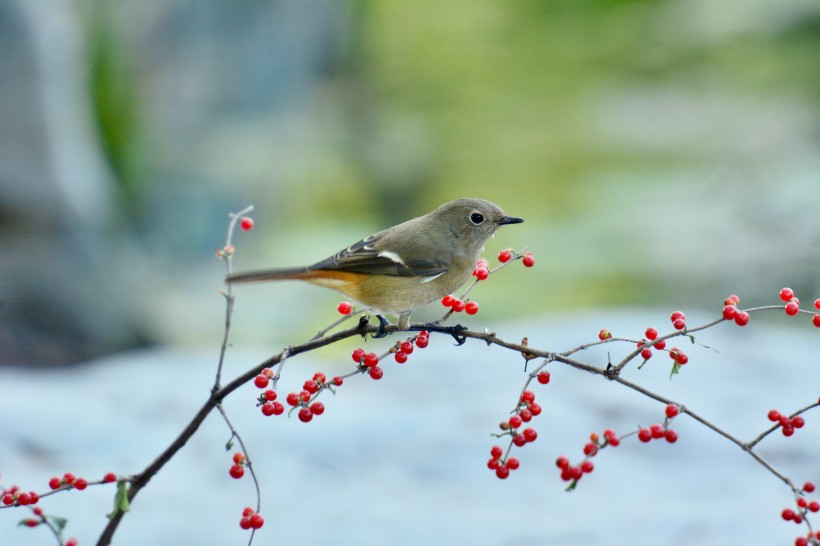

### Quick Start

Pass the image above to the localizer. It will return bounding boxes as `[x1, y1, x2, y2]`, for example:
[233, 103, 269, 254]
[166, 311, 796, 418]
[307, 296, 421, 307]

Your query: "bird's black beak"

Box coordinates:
[498, 216, 524, 225]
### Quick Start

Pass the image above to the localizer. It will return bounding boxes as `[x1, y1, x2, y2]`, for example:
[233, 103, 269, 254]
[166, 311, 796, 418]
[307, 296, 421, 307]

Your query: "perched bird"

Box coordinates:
[227, 198, 523, 329]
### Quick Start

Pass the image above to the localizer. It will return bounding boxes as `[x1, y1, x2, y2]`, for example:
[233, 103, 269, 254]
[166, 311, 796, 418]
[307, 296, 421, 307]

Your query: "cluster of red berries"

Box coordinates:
[670, 310, 686, 331]
[497, 249, 535, 267]
[638, 404, 680, 443]
[2, 486, 39, 506]
[782, 481, 820, 546]
[778, 287, 820, 328]
[239, 506, 264, 530]
[229, 452, 246, 480]
[473, 258, 490, 280]
[721, 294, 750, 326]
[555, 404, 680, 487]
[637, 327, 667, 360]
[2, 471, 117, 507]
[767, 409, 806, 437]
[488, 389, 543, 479]
[441, 294, 478, 315]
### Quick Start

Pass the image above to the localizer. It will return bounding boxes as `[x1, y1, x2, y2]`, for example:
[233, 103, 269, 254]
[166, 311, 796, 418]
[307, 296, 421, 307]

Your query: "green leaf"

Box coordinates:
[107, 481, 130, 519]
[225, 437, 234, 451]
[565, 480, 578, 492]
[669, 362, 681, 379]
[45, 515, 68, 533]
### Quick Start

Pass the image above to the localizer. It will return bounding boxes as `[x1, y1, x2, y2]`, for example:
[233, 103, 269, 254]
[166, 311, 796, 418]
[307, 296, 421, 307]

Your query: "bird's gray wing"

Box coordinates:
[309, 232, 449, 278]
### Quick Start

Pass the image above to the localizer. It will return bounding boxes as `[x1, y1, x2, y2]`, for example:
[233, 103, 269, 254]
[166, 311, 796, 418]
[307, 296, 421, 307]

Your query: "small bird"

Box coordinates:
[227, 198, 523, 329]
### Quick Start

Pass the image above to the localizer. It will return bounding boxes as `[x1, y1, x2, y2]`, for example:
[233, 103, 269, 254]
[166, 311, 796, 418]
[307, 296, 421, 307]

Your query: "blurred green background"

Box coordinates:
[1, 0, 819, 365]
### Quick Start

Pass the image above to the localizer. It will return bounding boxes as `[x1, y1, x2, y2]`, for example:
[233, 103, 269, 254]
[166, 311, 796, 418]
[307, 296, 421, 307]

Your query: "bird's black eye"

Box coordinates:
[470, 212, 485, 225]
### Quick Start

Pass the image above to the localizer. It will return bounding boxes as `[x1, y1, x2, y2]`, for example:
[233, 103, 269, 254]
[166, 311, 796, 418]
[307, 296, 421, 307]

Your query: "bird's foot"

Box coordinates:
[371, 315, 393, 339]
[409, 323, 468, 346]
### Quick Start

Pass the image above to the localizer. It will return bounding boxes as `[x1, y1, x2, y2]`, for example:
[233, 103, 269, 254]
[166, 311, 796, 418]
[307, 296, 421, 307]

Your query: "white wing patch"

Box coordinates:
[421, 272, 445, 284]
[378, 250, 406, 266]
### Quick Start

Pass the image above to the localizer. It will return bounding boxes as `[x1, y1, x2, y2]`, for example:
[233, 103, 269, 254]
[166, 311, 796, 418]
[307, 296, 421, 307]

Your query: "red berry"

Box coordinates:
[473, 267, 489, 281]
[498, 249, 512, 263]
[337, 301, 352, 315]
[556, 456, 570, 470]
[537, 370, 551, 384]
[66, 539, 78, 546]
[400, 341, 414, 354]
[791, 415, 805, 428]
[670, 310, 685, 323]
[303, 379, 319, 394]
[240, 217, 254, 231]
[264, 389, 278, 401]
[451, 298, 466, 312]
[103, 472, 117, 483]
[233, 452, 245, 464]
[638, 427, 652, 443]
[285, 392, 300, 406]
[1, 493, 13, 505]
[333, 376, 344, 386]
[272, 402, 284, 415]
[415, 335, 429, 349]
[521, 390, 536, 403]
[644, 327, 658, 340]
[529, 402, 542, 416]
[464, 301, 479, 315]
[351, 348, 366, 363]
[724, 294, 741, 305]
[798, 497, 808, 508]
[583, 443, 597, 456]
[508, 415, 523, 429]
[675, 352, 688, 365]
[598, 328, 612, 340]
[522, 253, 535, 267]
[672, 318, 686, 330]
[519, 408, 533, 422]
[815, 299, 820, 310]
[262, 402, 276, 416]
[767, 409, 781, 422]
[513, 433, 527, 446]
[665, 404, 680, 418]
[664, 429, 678, 443]
[804, 482, 816, 493]
[809, 501, 820, 513]
[394, 351, 408, 364]
[814, 314, 820, 328]
[570, 466, 583, 480]
[779, 415, 790, 427]
[309, 401, 325, 415]
[17, 491, 31, 505]
[722, 305, 738, 320]
[441, 295, 455, 307]
[506, 457, 520, 470]
[654, 339, 666, 350]
[487, 458, 501, 470]
[782, 424, 795, 437]
[795, 538, 808, 546]
[369, 366, 383, 380]
[49, 476, 61, 490]
[490, 445, 503, 459]
[298, 407, 313, 423]
[229, 464, 245, 479]
[640, 348, 652, 360]
[650, 423, 665, 439]
[253, 374, 269, 389]
[779, 287, 795, 302]
[785, 301, 800, 316]
[523, 427, 538, 443]
[495, 466, 510, 479]
[580, 460, 594, 474]
[74, 478, 88, 491]
[363, 352, 379, 368]
[63, 472, 75, 485]
[239, 517, 252, 530]
[782, 508, 795, 521]
[249, 513, 265, 529]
